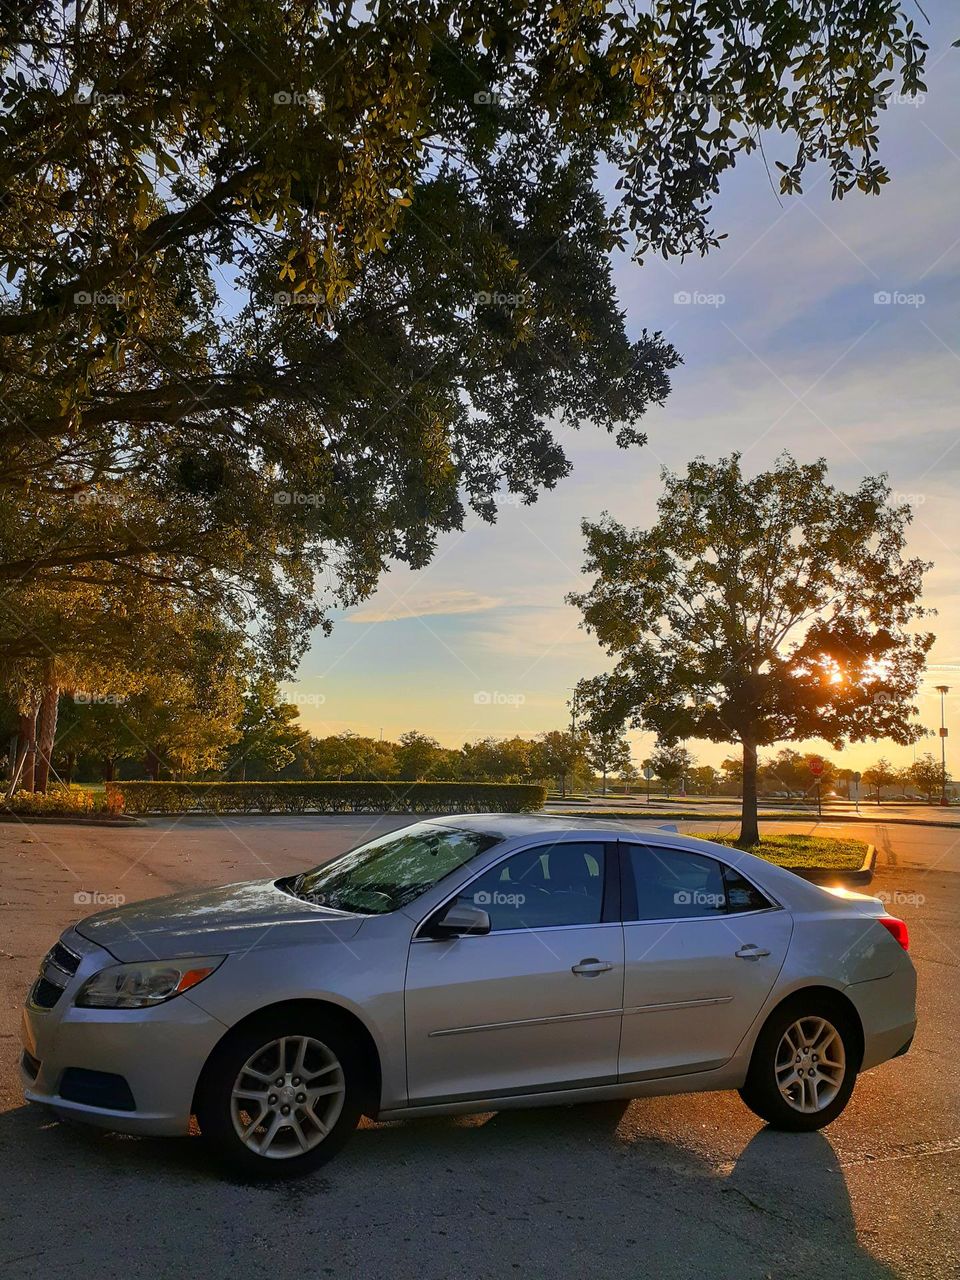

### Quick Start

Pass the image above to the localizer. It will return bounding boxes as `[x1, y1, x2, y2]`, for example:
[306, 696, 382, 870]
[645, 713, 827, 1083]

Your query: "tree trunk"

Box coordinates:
[145, 748, 161, 781]
[34, 672, 60, 793]
[104, 758, 116, 783]
[739, 736, 760, 845]
[602, 766, 607, 796]
[11, 705, 39, 794]
[64, 751, 76, 786]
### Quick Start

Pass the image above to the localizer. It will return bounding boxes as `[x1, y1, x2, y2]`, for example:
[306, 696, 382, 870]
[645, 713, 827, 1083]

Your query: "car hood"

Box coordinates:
[74, 878, 363, 962]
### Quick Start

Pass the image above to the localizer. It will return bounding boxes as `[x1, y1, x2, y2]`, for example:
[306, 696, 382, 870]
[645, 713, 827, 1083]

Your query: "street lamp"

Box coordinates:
[935, 685, 950, 806]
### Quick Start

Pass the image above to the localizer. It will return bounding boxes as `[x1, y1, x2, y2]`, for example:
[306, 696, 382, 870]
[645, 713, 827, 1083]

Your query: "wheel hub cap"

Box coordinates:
[775, 1016, 846, 1114]
[230, 1035, 346, 1159]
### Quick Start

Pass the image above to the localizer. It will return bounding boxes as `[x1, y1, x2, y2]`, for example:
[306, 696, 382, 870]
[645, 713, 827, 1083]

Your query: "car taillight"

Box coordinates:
[878, 915, 909, 950]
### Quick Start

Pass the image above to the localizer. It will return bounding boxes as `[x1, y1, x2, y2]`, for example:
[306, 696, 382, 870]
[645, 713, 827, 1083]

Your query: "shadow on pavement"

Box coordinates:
[0, 1096, 897, 1279]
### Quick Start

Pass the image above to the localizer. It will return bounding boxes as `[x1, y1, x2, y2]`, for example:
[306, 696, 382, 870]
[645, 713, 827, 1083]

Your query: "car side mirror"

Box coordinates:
[423, 900, 491, 940]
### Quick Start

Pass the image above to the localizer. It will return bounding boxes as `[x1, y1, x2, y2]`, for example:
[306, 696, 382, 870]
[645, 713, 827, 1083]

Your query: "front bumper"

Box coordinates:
[20, 928, 228, 1136]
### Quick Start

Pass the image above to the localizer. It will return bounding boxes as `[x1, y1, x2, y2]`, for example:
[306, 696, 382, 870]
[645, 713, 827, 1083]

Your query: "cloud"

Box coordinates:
[344, 589, 502, 624]
[472, 606, 603, 660]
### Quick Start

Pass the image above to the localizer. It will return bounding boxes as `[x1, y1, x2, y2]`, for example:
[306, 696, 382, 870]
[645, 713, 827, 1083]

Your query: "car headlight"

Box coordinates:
[76, 956, 225, 1009]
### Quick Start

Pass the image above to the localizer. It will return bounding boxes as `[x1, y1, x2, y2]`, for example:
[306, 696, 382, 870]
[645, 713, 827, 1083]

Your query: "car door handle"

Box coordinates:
[735, 944, 771, 960]
[571, 958, 614, 976]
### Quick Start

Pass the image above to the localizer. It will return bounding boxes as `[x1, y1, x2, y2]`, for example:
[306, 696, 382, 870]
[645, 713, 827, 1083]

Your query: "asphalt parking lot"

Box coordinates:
[0, 815, 957, 1279]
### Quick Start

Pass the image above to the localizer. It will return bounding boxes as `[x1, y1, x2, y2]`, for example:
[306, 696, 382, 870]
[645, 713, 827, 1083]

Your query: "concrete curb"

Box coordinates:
[0, 813, 145, 827]
[788, 844, 877, 887]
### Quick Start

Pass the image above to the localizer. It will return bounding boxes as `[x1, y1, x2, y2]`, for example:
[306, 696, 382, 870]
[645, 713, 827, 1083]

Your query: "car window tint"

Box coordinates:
[625, 845, 726, 920]
[722, 864, 773, 913]
[460, 843, 605, 931]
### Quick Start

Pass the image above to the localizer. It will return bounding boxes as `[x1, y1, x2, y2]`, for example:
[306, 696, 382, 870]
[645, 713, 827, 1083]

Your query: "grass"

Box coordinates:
[693, 832, 868, 870]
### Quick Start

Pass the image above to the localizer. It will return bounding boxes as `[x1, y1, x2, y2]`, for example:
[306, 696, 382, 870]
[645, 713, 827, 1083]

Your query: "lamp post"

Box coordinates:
[935, 685, 950, 806]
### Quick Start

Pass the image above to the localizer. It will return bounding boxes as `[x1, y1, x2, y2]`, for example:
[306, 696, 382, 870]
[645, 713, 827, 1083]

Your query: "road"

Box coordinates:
[0, 814, 957, 1279]
[551, 794, 960, 828]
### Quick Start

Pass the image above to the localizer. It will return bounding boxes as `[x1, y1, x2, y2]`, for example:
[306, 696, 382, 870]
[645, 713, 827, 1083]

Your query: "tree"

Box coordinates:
[55, 694, 140, 783]
[459, 736, 535, 782]
[759, 748, 837, 798]
[228, 676, 310, 780]
[395, 731, 444, 782]
[0, 2, 926, 671]
[617, 760, 641, 795]
[644, 744, 694, 797]
[534, 731, 588, 799]
[308, 734, 399, 781]
[862, 758, 898, 804]
[720, 757, 743, 796]
[586, 728, 631, 795]
[124, 675, 239, 779]
[571, 455, 932, 844]
[309, 733, 362, 782]
[835, 766, 859, 801]
[908, 753, 943, 803]
[687, 765, 720, 796]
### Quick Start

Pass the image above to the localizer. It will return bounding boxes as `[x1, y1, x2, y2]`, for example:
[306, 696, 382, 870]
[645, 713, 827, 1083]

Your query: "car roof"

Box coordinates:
[424, 813, 703, 846]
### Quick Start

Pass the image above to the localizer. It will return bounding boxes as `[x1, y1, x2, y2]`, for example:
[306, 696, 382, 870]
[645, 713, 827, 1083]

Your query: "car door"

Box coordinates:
[617, 842, 793, 1081]
[404, 840, 624, 1104]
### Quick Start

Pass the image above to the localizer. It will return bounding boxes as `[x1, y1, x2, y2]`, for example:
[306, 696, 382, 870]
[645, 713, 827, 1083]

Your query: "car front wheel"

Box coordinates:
[739, 998, 860, 1131]
[196, 1014, 363, 1177]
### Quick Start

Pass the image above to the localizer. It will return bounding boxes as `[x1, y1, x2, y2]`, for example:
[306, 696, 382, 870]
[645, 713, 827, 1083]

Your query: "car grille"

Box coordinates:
[50, 941, 80, 976]
[29, 940, 81, 1010]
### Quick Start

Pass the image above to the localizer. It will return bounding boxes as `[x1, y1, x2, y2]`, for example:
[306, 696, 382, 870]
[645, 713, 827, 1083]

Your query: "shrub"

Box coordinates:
[107, 780, 546, 816]
[3, 784, 125, 818]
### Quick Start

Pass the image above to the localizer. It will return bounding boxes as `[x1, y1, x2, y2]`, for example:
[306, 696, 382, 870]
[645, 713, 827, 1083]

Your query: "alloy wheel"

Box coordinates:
[775, 1016, 846, 1114]
[230, 1035, 346, 1158]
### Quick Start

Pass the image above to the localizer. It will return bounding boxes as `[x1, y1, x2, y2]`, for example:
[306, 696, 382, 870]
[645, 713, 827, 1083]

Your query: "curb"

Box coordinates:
[0, 813, 145, 827]
[788, 844, 877, 887]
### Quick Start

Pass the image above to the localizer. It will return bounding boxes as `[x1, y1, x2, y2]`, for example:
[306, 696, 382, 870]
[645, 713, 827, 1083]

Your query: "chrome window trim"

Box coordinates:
[622, 905, 781, 926]
[413, 919, 622, 943]
[412, 837, 613, 940]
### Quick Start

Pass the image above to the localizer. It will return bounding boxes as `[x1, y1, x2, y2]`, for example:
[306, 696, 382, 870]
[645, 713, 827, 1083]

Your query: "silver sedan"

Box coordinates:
[21, 816, 916, 1177]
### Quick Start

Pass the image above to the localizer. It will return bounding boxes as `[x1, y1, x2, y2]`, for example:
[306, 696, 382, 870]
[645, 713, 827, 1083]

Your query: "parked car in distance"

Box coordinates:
[21, 816, 916, 1177]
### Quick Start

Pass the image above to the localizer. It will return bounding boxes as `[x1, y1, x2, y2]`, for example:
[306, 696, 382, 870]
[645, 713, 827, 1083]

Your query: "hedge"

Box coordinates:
[3, 785, 124, 818]
[106, 780, 547, 816]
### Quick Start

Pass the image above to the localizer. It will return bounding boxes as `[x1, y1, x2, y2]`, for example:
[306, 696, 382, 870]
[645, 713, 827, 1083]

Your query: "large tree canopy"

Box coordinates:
[0, 1, 928, 669]
[570, 454, 933, 842]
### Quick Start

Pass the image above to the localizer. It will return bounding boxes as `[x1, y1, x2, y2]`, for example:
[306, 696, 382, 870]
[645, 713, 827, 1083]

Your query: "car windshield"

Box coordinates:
[285, 822, 500, 915]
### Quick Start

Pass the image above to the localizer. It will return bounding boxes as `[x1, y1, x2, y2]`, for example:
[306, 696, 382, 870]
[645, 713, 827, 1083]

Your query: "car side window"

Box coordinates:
[624, 845, 726, 920]
[722, 864, 774, 913]
[457, 843, 606, 931]
[624, 845, 774, 920]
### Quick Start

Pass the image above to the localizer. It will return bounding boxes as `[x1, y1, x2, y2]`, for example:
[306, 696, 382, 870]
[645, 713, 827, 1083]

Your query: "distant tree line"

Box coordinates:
[0, 679, 636, 797]
[647, 744, 951, 804]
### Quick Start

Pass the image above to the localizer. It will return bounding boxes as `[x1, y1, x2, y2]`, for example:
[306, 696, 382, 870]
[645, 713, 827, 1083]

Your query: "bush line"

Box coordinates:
[106, 780, 547, 816]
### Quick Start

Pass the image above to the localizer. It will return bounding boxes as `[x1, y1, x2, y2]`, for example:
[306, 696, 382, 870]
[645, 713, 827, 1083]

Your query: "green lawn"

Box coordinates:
[694, 832, 868, 870]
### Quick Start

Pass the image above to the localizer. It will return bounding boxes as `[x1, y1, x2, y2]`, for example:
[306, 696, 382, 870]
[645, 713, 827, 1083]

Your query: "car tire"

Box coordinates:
[195, 1011, 364, 1178]
[738, 995, 860, 1132]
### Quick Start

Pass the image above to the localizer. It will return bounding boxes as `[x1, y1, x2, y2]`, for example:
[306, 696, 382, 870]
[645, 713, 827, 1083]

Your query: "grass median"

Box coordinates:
[693, 832, 868, 870]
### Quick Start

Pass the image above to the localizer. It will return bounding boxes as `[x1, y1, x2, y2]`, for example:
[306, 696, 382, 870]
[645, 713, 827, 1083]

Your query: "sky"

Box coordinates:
[285, 6, 960, 774]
